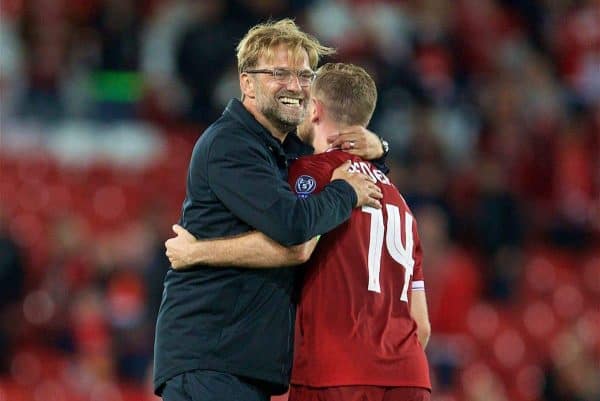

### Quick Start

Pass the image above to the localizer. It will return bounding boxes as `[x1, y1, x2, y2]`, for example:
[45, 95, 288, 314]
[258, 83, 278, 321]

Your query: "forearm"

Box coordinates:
[416, 321, 431, 349]
[186, 232, 319, 268]
[410, 290, 431, 349]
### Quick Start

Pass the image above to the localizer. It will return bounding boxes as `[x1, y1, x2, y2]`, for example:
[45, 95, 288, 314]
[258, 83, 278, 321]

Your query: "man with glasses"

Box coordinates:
[165, 64, 432, 401]
[153, 19, 388, 401]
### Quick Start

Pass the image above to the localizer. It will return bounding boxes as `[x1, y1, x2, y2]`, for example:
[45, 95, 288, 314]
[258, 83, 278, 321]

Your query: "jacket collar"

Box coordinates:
[224, 99, 270, 139]
[283, 131, 314, 160]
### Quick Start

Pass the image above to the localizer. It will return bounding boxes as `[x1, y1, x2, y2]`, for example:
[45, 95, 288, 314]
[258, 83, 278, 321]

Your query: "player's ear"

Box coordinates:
[240, 73, 256, 99]
[312, 98, 323, 123]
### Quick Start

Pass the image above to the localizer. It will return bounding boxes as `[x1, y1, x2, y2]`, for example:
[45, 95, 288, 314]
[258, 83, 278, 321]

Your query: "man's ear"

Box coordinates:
[240, 73, 256, 99]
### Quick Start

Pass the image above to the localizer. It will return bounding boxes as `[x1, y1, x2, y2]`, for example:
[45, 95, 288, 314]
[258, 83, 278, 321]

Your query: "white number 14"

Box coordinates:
[362, 205, 415, 302]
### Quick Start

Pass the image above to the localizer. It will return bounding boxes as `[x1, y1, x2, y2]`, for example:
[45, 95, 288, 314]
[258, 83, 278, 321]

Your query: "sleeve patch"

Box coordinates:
[295, 175, 317, 198]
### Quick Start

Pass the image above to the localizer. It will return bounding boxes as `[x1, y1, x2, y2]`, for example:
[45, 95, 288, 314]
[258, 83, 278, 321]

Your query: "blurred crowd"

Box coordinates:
[0, 0, 599, 400]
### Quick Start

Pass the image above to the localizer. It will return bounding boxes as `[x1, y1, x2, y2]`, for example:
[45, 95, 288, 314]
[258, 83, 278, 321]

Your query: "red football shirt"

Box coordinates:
[289, 150, 430, 389]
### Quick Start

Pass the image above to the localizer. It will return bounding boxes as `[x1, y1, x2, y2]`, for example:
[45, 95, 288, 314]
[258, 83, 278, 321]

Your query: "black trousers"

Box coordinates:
[161, 370, 271, 401]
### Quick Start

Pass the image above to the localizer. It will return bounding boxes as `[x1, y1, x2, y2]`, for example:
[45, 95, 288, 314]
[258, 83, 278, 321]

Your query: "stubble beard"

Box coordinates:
[256, 89, 307, 134]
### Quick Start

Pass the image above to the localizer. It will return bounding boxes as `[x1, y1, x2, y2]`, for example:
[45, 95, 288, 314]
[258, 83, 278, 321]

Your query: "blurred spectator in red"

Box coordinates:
[454, 0, 520, 77]
[549, 114, 597, 247]
[552, 0, 600, 106]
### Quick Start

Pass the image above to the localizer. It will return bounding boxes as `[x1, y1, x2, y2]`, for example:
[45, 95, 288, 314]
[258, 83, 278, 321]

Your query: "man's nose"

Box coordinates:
[286, 74, 302, 91]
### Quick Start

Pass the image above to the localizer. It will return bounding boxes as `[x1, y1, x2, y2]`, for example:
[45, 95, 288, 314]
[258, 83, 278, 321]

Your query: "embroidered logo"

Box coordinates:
[295, 175, 316, 197]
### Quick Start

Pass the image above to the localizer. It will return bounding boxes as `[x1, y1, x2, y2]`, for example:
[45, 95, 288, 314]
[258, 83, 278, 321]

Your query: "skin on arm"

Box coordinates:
[165, 225, 319, 269]
[410, 290, 431, 349]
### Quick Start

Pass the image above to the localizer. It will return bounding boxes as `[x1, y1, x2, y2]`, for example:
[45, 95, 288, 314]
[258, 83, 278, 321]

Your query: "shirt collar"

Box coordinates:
[226, 98, 286, 148]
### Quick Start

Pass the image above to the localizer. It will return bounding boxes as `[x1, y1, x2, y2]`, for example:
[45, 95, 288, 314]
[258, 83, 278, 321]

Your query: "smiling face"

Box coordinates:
[243, 43, 312, 136]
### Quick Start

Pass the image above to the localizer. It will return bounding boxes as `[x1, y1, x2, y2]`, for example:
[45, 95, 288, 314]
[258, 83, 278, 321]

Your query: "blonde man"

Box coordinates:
[153, 20, 387, 401]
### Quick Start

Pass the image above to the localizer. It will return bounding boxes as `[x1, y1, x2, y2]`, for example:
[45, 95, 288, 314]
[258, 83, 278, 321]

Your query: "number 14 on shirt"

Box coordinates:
[362, 205, 415, 302]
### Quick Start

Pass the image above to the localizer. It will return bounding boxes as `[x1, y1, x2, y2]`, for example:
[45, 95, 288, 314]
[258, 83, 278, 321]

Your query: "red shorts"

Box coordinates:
[288, 385, 431, 401]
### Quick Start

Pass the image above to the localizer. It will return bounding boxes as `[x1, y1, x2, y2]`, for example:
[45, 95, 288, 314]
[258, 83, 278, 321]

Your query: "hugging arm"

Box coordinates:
[165, 225, 319, 269]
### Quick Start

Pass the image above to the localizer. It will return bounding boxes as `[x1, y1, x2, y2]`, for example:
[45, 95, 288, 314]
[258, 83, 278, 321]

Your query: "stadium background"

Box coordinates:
[0, 0, 598, 400]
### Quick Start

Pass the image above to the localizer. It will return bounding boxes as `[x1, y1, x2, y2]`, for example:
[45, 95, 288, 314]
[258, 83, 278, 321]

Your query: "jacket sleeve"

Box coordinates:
[370, 154, 389, 175]
[205, 133, 357, 246]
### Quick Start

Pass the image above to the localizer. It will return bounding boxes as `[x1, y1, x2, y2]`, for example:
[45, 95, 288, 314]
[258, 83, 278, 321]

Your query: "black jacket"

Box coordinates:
[153, 99, 357, 395]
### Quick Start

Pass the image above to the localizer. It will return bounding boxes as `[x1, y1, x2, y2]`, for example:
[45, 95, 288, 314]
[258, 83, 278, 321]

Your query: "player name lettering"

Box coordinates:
[348, 161, 391, 186]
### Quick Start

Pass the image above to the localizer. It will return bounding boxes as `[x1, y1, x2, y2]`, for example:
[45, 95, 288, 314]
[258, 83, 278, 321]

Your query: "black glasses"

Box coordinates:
[245, 68, 316, 87]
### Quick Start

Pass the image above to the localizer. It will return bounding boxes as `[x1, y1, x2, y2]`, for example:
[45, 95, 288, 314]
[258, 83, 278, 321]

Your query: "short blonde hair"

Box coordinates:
[236, 19, 335, 73]
[313, 63, 377, 127]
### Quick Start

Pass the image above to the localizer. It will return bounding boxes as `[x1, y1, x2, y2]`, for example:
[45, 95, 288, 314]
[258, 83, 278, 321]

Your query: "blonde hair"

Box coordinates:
[313, 63, 377, 127]
[236, 19, 335, 73]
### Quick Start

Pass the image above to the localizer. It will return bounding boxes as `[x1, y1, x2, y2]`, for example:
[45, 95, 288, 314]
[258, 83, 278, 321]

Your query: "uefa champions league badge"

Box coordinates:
[295, 175, 316, 198]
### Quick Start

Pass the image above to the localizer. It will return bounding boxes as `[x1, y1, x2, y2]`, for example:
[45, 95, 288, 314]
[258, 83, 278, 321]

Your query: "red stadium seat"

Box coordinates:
[466, 302, 501, 341]
[582, 255, 600, 296]
[0, 379, 33, 401]
[521, 301, 558, 339]
[513, 364, 545, 401]
[523, 253, 559, 297]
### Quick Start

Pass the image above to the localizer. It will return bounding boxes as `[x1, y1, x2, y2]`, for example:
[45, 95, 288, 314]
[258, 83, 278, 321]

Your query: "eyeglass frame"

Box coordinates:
[244, 68, 317, 87]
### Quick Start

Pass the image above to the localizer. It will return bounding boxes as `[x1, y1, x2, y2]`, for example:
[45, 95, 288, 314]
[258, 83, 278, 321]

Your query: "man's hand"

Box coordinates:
[165, 224, 198, 269]
[328, 126, 384, 160]
[331, 160, 383, 209]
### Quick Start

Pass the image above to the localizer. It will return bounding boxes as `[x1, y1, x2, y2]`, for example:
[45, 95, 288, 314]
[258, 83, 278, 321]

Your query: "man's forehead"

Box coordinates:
[257, 44, 310, 68]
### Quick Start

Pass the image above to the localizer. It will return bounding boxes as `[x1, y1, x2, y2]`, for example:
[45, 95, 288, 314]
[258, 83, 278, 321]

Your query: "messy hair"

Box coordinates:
[236, 19, 335, 73]
[313, 63, 377, 127]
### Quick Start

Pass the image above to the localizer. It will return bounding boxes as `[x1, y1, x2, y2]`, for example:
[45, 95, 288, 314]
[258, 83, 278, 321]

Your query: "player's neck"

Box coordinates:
[313, 121, 347, 154]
